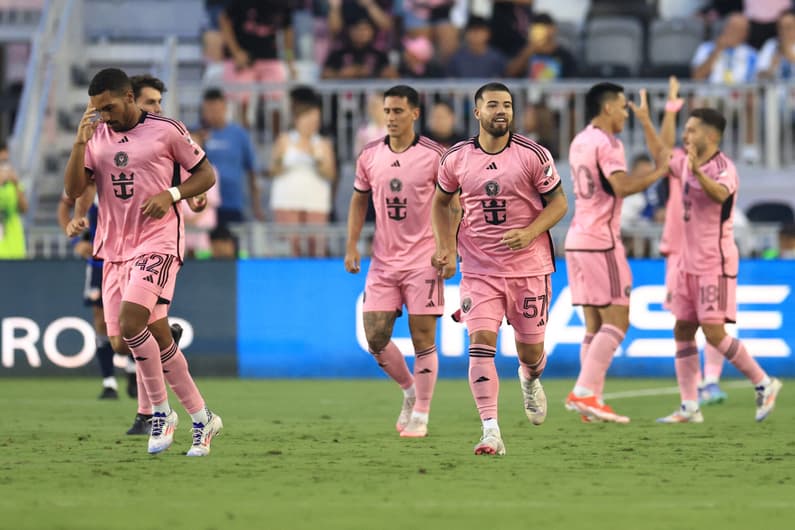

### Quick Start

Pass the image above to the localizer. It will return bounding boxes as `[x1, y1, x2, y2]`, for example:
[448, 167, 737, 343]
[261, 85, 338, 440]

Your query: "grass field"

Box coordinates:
[0, 377, 793, 530]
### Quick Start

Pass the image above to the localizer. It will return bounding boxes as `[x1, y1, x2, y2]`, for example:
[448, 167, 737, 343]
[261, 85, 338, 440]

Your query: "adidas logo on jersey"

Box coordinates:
[537, 318, 545, 327]
[143, 275, 154, 283]
[391, 160, 401, 167]
[486, 162, 498, 170]
[425, 300, 435, 308]
[118, 136, 130, 143]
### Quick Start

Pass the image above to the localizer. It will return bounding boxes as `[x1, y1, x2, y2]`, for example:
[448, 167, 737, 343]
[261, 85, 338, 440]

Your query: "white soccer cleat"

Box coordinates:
[474, 428, 506, 456]
[399, 416, 428, 438]
[755, 378, 782, 422]
[518, 367, 547, 425]
[148, 410, 178, 454]
[186, 413, 223, 456]
[395, 394, 416, 432]
[656, 405, 704, 424]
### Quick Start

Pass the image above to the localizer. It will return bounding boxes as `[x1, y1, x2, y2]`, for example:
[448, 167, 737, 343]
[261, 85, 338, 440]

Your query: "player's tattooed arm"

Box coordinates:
[502, 184, 568, 251]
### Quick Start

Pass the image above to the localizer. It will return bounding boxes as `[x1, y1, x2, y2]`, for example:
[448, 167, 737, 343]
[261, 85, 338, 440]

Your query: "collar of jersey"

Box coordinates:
[473, 132, 512, 155]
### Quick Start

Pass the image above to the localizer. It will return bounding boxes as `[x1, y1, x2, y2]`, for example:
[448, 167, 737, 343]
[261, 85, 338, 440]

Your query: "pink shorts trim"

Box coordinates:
[459, 273, 551, 342]
[102, 254, 180, 336]
[670, 271, 737, 324]
[363, 266, 444, 316]
[566, 247, 632, 307]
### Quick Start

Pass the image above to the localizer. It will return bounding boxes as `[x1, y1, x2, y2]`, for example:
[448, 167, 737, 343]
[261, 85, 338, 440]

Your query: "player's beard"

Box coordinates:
[482, 118, 511, 137]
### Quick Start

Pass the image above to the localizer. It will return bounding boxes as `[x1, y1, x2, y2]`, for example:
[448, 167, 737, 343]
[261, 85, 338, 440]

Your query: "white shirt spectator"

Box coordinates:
[758, 38, 795, 79]
[691, 41, 758, 84]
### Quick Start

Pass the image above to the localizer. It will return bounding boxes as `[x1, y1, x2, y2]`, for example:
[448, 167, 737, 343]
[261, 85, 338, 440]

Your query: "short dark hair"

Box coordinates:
[88, 68, 132, 96]
[130, 74, 167, 100]
[585, 82, 624, 120]
[533, 12, 556, 26]
[474, 82, 513, 106]
[202, 88, 225, 102]
[384, 85, 420, 108]
[689, 107, 727, 136]
[433, 99, 455, 113]
[466, 16, 491, 31]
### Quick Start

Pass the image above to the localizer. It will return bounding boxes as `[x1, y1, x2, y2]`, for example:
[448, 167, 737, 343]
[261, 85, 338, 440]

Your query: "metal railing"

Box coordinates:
[196, 79, 795, 169]
[22, 221, 781, 260]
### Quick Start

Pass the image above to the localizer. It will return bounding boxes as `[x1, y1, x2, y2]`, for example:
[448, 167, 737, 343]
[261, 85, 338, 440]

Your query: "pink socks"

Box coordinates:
[469, 344, 499, 421]
[413, 345, 438, 414]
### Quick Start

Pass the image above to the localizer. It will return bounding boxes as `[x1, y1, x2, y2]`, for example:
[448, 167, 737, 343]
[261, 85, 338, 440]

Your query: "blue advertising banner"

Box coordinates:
[238, 259, 795, 378]
[0, 260, 237, 375]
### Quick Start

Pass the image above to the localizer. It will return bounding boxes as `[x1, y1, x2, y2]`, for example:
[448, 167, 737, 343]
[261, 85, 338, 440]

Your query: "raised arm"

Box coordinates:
[660, 76, 682, 149]
[64, 104, 98, 199]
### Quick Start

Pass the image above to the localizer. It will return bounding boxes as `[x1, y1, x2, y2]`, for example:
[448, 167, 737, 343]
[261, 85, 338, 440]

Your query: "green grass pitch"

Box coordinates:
[0, 378, 792, 530]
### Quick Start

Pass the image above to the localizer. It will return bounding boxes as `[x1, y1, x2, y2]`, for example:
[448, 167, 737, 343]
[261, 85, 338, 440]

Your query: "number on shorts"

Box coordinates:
[523, 294, 547, 319]
[134, 254, 164, 274]
[425, 279, 437, 301]
[700, 284, 719, 305]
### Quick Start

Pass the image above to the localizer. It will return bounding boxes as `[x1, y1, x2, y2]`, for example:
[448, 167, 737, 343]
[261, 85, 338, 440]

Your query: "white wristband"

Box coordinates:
[167, 186, 181, 203]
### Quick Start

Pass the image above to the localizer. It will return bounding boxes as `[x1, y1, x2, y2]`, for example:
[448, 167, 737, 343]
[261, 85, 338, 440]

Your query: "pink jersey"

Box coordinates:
[354, 135, 444, 271]
[659, 147, 687, 256]
[437, 133, 560, 277]
[672, 150, 739, 277]
[565, 125, 626, 251]
[85, 111, 205, 262]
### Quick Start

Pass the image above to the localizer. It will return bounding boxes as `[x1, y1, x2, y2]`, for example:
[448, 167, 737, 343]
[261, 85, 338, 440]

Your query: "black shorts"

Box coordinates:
[83, 260, 104, 307]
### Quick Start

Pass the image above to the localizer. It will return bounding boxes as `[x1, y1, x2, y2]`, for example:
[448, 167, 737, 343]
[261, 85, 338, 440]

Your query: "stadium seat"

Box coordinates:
[577, 63, 633, 79]
[587, 0, 657, 24]
[746, 202, 795, 224]
[583, 16, 644, 76]
[647, 18, 704, 75]
[556, 21, 581, 57]
[83, 0, 204, 41]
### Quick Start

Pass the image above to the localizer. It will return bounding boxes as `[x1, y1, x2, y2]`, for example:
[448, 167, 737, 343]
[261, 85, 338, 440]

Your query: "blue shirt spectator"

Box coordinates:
[200, 88, 263, 224]
[447, 17, 507, 78]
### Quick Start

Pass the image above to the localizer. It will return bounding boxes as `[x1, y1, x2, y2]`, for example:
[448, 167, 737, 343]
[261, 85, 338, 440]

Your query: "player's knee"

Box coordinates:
[701, 325, 726, 347]
[673, 320, 698, 340]
[516, 343, 544, 364]
[119, 315, 146, 339]
[365, 330, 391, 354]
[109, 336, 126, 354]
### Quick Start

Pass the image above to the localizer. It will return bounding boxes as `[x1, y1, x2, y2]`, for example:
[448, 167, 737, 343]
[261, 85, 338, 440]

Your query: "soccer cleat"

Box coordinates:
[399, 416, 428, 438]
[656, 405, 704, 423]
[755, 378, 782, 422]
[518, 367, 547, 425]
[474, 428, 506, 456]
[126, 413, 153, 435]
[565, 392, 630, 423]
[148, 410, 178, 454]
[186, 413, 223, 457]
[126, 372, 138, 399]
[395, 393, 416, 432]
[98, 386, 119, 400]
[170, 323, 184, 347]
[698, 382, 727, 405]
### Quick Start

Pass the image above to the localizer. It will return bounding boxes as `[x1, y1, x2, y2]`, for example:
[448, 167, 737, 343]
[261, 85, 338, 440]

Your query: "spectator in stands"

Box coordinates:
[446, 16, 507, 78]
[691, 12, 757, 84]
[700, 0, 743, 21]
[622, 154, 661, 257]
[401, 0, 459, 61]
[520, 100, 559, 159]
[269, 96, 337, 257]
[209, 224, 239, 259]
[423, 100, 464, 148]
[219, 0, 296, 120]
[398, 35, 445, 78]
[0, 142, 27, 259]
[182, 132, 222, 259]
[327, 0, 394, 51]
[506, 12, 577, 80]
[778, 223, 795, 258]
[200, 88, 265, 224]
[745, 0, 793, 49]
[322, 17, 396, 79]
[489, 0, 533, 59]
[201, 0, 231, 84]
[758, 9, 795, 80]
[355, 92, 389, 154]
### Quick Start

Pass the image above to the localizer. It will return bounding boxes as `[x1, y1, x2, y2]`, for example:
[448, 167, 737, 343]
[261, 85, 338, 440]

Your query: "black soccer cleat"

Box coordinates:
[126, 371, 138, 399]
[170, 323, 184, 347]
[126, 413, 153, 436]
[99, 386, 119, 400]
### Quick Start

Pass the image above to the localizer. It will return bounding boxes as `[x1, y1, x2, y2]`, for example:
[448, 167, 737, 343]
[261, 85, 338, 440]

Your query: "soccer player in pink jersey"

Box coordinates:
[564, 82, 671, 423]
[345, 85, 449, 438]
[432, 82, 568, 456]
[63, 68, 222, 455]
[634, 77, 729, 407]
[657, 107, 782, 423]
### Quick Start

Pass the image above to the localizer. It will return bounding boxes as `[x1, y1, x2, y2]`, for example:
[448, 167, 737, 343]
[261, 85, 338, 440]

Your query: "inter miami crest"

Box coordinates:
[114, 151, 129, 168]
[461, 297, 472, 313]
[481, 180, 506, 225]
[389, 178, 402, 192]
[484, 180, 499, 196]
